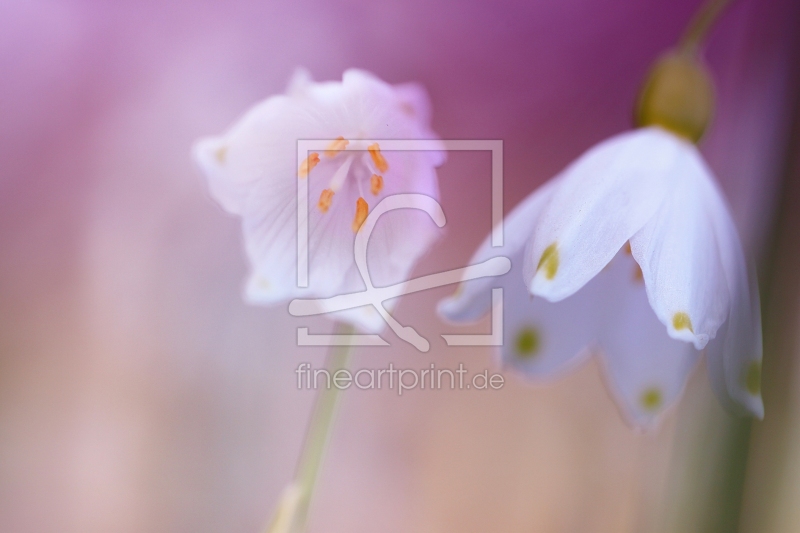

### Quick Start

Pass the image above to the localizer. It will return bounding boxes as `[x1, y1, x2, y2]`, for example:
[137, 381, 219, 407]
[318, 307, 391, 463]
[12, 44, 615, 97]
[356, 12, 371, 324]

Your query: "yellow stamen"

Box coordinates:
[318, 189, 334, 213]
[537, 243, 559, 280]
[298, 152, 320, 178]
[370, 174, 384, 195]
[368, 143, 389, 173]
[672, 312, 693, 333]
[324, 136, 349, 157]
[352, 197, 368, 232]
[624, 241, 632, 255]
[640, 387, 663, 411]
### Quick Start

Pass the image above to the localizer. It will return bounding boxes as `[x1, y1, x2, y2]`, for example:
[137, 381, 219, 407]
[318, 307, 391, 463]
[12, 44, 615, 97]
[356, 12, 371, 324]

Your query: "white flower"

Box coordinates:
[439, 126, 763, 428]
[193, 69, 445, 330]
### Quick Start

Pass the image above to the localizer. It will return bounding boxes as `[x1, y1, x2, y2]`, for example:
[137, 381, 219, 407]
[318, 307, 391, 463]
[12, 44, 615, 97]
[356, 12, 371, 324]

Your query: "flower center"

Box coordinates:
[299, 138, 390, 232]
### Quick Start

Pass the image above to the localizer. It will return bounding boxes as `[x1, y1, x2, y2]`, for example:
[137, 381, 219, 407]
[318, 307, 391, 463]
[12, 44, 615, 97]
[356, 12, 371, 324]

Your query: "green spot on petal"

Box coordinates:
[640, 387, 663, 412]
[745, 360, 762, 396]
[515, 327, 541, 359]
[672, 312, 693, 333]
[537, 243, 559, 280]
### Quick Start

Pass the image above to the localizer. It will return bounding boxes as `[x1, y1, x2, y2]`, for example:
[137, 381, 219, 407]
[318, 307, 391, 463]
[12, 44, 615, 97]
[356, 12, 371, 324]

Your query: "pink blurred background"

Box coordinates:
[1, 0, 799, 532]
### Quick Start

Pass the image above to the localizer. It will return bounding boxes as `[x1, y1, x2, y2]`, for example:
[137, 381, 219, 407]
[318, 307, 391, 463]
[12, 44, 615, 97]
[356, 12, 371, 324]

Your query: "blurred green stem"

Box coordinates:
[679, 0, 735, 54]
[265, 322, 353, 533]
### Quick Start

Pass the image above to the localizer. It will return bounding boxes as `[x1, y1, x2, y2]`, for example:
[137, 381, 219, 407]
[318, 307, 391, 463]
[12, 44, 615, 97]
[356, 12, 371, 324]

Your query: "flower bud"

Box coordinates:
[635, 52, 714, 142]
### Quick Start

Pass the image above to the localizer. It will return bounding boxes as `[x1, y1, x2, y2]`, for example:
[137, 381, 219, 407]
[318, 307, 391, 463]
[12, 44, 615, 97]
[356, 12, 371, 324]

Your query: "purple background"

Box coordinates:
[1, 0, 798, 531]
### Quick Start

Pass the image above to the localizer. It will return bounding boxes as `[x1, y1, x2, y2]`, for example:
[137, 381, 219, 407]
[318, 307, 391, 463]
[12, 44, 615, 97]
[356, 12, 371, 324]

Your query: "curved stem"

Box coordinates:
[265, 322, 354, 533]
[678, 0, 736, 55]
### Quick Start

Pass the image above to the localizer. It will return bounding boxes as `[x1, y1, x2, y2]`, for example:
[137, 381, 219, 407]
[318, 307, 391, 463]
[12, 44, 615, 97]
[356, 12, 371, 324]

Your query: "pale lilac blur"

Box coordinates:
[0, 1, 798, 532]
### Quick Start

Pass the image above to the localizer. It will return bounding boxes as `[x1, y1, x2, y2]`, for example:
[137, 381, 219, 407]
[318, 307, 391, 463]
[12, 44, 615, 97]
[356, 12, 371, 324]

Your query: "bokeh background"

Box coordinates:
[1, 0, 800, 531]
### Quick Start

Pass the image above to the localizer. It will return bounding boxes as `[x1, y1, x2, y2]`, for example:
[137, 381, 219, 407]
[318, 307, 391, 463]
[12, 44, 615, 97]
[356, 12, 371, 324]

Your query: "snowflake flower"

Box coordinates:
[194, 69, 445, 330]
[439, 52, 763, 427]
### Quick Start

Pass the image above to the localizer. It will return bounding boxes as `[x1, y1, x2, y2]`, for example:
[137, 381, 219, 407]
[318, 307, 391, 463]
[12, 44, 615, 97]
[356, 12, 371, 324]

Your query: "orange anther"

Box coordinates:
[324, 136, 350, 157]
[367, 143, 388, 173]
[352, 197, 369, 232]
[318, 189, 334, 213]
[298, 152, 320, 178]
[370, 174, 384, 195]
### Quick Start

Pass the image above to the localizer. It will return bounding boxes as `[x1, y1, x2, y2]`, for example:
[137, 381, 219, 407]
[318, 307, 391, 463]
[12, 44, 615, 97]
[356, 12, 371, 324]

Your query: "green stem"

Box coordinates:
[678, 0, 735, 55]
[264, 322, 354, 533]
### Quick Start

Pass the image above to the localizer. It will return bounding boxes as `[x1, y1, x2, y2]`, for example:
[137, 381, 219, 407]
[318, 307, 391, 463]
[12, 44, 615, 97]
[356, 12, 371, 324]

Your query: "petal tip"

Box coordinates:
[436, 288, 488, 324]
[192, 136, 226, 170]
[436, 295, 459, 321]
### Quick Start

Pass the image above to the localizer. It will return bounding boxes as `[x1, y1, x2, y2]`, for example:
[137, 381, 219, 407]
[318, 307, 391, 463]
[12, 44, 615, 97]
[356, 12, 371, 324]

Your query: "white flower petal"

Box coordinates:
[316, 265, 398, 333]
[195, 69, 445, 328]
[598, 253, 701, 429]
[193, 135, 251, 214]
[439, 180, 605, 377]
[241, 168, 350, 305]
[359, 148, 443, 291]
[629, 145, 729, 350]
[392, 82, 446, 167]
[393, 82, 433, 127]
[524, 127, 683, 302]
[192, 94, 324, 217]
[501, 252, 611, 379]
[439, 125, 761, 424]
[438, 177, 560, 323]
[699, 176, 764, 418]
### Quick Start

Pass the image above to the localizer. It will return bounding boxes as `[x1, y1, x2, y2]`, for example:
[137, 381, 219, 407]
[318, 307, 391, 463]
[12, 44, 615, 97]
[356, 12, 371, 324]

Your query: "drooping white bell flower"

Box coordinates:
[194, 69, 445, 330]
[439, 53, 763, 428]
